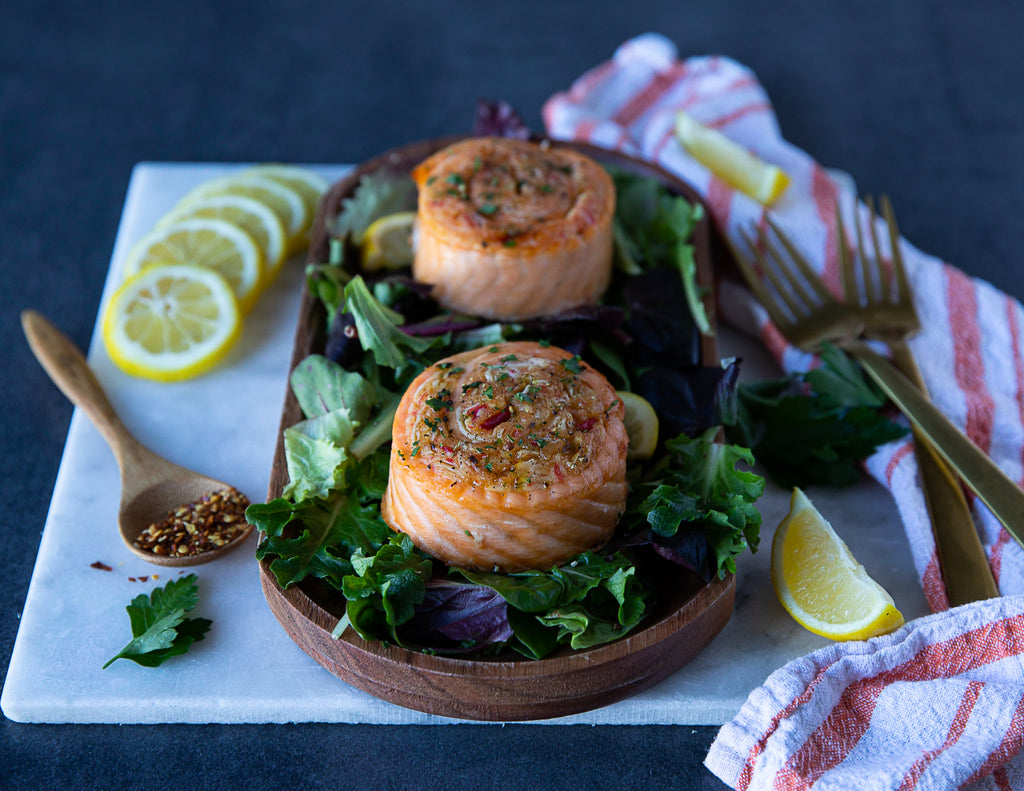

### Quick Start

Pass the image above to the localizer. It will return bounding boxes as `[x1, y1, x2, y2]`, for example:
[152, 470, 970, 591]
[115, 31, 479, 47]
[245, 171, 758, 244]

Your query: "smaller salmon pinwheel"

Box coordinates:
[381, 341, 629, 572]
[411, 137, 616, 321]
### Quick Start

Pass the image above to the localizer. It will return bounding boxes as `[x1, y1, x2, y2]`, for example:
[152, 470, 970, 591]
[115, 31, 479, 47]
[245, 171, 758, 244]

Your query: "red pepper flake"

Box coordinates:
[480, 408, 511, 430]
[90, 561, 113, 572]
[576, 417, 598, 432]
[133, 486, 250, 558]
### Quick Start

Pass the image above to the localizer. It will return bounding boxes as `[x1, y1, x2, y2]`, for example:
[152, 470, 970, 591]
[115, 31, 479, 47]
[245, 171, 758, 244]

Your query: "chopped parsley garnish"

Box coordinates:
[560, 356, 583, 374]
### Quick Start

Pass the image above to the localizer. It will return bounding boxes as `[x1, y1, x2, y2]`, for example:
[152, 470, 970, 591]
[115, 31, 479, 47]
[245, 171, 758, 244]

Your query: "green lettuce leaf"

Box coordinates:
[249, 492, 391, 590]
[536, 566, 648, 650]
[339, 534, 433, 640]
[630, 429, 764, 578]
[290, 354, 377, 423]
[343, 275, 436, 370]
[610, 169, 709, 334]
[328, 171, 417, 244]
[453, 551, 651, 652]
[282, 426, 348, 501]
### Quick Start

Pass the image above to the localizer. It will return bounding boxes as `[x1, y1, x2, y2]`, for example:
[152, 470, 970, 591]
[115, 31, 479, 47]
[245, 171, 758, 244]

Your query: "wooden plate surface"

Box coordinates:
[258, 136, 735, 721]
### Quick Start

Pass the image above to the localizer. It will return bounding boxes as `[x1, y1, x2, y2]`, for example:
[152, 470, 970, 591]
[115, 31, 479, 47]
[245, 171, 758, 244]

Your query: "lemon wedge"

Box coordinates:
[156, 194, 288, 284]
[616, 391, 659, 460]
[771, 488, 905, 641]
[121, 217, 263, 313]
[178, 173, 310, 253]
[102, 264, 241, 381]
[361, 211, 416, 270]
[674, 111, 791, 205]
[241, 164, 328, 219]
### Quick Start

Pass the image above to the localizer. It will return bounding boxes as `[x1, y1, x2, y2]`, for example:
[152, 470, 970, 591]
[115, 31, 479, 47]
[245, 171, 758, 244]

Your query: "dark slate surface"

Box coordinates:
[3, 1, 1022, 788]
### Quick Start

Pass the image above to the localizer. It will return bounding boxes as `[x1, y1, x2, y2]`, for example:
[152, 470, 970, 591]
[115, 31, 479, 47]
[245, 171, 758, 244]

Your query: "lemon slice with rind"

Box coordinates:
[361, 211, 416, 270]
[674, 111, 791, 205]
[156, 193, 287, 284]
[103, 264, 241, 381]
[241, 164, 328, 218]
[122, 217, 263, 313]
[179, 173, 309, 253]
[771, 488, 905, 641]
[616, 390, 659, 460]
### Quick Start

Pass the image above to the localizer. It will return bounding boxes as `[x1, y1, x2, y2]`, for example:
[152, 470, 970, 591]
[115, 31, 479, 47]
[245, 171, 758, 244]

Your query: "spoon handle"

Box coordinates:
[21, 310, 137, 457]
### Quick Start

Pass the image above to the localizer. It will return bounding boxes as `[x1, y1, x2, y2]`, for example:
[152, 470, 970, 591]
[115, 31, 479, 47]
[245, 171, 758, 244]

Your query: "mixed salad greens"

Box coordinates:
[247, 130, 904, 660]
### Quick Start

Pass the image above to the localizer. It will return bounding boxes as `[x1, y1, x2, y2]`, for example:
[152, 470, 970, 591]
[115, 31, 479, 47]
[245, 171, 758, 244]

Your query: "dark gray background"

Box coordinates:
[3, 1, 1022, 788]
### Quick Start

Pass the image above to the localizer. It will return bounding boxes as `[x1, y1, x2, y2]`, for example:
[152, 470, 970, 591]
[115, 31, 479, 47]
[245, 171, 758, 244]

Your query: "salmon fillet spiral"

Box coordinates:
[381, 341, 629, 572]
[411, 137, 616, 321]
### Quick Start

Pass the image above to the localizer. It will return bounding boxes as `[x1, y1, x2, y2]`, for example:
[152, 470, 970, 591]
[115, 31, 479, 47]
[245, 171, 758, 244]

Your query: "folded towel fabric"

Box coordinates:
[544, 33, 1024, 790]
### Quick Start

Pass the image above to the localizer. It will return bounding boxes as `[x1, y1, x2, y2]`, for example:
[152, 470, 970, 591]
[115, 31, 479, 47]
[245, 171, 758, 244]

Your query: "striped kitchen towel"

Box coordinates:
[705, 593, 1024, 790]
[544, 33, 1024, 789]
[544, 32, 1024, 612]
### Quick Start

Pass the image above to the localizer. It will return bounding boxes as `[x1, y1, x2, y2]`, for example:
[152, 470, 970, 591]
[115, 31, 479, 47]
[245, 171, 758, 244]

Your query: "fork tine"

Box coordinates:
[880, 194, 913, 308]
[764, 217, 838, 308]
[760, 231, 821, 315]
[864, 195, 887, 304]
[836, 202, 859, 305]
[734, 227, 799, 332]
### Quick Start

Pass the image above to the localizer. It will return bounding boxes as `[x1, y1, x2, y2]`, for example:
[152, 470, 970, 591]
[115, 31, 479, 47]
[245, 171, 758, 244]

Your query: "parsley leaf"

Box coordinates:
[727, 344, 908, 488]
[103, 575, 211, 668]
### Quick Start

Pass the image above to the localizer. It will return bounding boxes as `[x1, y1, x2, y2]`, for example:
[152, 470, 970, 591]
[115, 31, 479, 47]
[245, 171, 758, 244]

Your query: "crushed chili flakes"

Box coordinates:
[134, 487, 251, 558]
[90, 561, 113, 572]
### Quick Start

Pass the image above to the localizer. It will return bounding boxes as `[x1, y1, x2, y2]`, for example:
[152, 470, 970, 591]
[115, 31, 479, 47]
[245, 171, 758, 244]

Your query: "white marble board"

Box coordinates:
[0, 163, 930, 725]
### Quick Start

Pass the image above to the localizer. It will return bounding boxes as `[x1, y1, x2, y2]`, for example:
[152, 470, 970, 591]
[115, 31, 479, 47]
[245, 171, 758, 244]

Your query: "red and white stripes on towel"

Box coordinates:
[545, 33, 1024, 789]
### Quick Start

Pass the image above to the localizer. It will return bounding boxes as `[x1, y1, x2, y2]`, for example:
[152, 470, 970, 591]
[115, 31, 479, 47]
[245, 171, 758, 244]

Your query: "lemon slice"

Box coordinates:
[616, 391, 659, 460]
[241, 164, 328, 218]
[157, 194, 288, 283]
[122, 217, 263, 313]
[361, 211, 416, 270]
[674, 111, 791, 205]
[771, 488, 905, 641]
[102, 264, 241, 381]
[179, 173, 310, 253]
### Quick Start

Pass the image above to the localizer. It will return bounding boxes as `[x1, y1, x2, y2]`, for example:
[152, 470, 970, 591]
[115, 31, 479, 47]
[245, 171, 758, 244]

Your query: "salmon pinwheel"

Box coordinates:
[411, 137, 616, 321]
[381, 341, 629, 572]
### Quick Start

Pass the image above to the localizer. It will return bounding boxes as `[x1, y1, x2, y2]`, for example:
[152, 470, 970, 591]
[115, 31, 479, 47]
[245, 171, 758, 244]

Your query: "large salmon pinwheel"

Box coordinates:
[411, 137, 616, 321]
[381, 341, 629, 572]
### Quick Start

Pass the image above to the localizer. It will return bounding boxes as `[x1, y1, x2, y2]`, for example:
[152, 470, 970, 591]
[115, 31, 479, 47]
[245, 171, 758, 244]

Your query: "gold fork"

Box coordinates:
[735, 199, 1024, 602]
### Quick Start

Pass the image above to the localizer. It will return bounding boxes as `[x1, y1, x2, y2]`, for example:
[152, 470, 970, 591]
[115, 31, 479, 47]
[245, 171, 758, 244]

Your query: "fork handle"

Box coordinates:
[844, 339, 1024, 551]
[889, 342, 999, 603]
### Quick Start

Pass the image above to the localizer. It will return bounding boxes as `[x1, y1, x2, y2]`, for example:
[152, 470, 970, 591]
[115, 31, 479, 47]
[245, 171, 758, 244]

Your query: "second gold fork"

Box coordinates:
[736, 199, 1019, 603]
[835, 197, 998, 605]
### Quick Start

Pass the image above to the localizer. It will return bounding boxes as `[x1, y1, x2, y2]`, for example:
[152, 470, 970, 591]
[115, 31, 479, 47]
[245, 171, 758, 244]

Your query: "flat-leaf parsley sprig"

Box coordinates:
[103, 574, 211, 668]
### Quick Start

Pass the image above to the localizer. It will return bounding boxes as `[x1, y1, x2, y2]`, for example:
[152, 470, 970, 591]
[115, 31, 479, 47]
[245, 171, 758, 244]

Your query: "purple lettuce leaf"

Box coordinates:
[473, 99, 532, 140]
[399, 578, 514, 652]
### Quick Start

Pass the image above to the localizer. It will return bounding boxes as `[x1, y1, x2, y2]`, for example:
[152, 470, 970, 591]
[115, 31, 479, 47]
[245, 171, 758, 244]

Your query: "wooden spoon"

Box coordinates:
[22, 309, 254, 566]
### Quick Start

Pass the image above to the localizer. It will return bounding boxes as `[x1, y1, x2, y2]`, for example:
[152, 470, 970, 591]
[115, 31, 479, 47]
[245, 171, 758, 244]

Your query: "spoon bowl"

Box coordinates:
[21, 309, 254, 566]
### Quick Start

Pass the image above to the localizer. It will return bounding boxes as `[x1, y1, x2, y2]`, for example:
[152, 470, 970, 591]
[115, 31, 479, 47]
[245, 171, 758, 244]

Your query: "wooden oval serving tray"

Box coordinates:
[258, 136, 735, 721]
